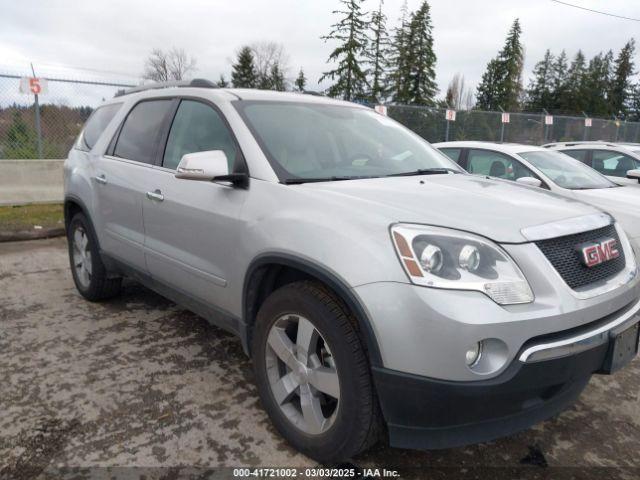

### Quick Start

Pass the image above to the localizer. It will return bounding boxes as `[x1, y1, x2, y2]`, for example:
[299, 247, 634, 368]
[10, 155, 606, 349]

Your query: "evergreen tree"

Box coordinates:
[551, 50, 568, 111]
[498, 18, 524, 110]
[475, 59, 502, 110]
[609, 39, 636, 117]
[367, 0, 390, 103]
[475, 19, 524, 111]
[630, 83, 640, 121]
[269, 64, 286, 91]
[389, 0, 411, 103]
[525, 49, 555, 111]
[5, 111, 38, 158]
[319, 0, 370, 101]
[216, 74, 229, 88]
[295, 69, 307, 91]
[583, 50, 614, 116]
[404, 1, 438, 105]
[562, 50, 587, 113]
[232, 46, 258, 88]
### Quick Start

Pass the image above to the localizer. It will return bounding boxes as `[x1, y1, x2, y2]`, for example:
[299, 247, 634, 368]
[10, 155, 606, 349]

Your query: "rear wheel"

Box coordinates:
[67, 212, 121, 301]
[252, 281, 381, 463]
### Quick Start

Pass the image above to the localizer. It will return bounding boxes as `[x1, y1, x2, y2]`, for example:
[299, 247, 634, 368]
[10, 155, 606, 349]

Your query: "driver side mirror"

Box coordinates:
[175, 150, 248, 188]
[626, 169, 640, 183]
[516, 177, 542, 188]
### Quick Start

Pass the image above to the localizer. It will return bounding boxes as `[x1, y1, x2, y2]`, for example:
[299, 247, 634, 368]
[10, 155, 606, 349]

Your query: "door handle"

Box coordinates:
[94, 174, 107, 185]
[146, 190, 164, 202]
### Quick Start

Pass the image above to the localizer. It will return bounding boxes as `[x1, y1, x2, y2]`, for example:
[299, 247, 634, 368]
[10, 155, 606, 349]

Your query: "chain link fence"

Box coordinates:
[0, 71, 136, 159]
[2, 67, 640, 160]
[388, 105, 640, 145]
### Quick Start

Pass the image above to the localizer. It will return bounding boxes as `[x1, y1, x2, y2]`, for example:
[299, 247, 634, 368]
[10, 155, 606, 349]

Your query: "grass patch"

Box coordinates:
[0, 203, 64, 232]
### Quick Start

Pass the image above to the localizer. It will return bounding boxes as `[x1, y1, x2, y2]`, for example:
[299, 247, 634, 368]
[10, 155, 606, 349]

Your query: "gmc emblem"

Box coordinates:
[577, 238, 620, 268]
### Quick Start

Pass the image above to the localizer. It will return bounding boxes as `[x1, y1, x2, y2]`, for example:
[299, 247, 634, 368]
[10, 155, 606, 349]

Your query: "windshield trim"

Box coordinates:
[232, 99, 462, 183]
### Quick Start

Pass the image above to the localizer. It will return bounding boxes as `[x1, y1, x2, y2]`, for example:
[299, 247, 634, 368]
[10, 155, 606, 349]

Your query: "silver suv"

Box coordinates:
[64, 80, 640, 462]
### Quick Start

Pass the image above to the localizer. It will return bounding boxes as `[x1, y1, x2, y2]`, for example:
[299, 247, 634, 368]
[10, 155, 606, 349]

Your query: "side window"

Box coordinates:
[75, 103, 122, 151]
[163, 100, 237, 171]
[439, 148, 462, 164]
[592, 150, 638, 177]
[562, 149, 588, 162]
[113, 100, 173, 164]
[467, 149, 536, 181]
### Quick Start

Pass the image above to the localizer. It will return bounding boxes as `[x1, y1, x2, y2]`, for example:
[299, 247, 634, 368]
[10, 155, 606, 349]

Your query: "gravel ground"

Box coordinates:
[1, 237, 640, 479]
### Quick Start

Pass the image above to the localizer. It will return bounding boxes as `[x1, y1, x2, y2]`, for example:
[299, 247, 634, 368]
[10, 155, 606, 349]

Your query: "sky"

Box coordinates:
[1, 0, 640, 106]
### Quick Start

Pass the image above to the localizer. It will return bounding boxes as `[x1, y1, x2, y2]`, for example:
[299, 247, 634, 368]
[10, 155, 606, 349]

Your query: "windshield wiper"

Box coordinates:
[385, 168, 461, 177]
[282, 175, 379, 185]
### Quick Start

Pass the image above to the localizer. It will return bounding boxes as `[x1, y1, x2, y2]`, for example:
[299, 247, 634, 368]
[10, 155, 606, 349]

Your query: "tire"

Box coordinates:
[252, 281, 381, 463]
[67, 212, 121, 301]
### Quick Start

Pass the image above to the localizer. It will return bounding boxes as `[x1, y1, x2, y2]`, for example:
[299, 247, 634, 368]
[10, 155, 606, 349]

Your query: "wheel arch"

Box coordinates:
[242, 253, 383, 366]
[64, 195, 102, 252]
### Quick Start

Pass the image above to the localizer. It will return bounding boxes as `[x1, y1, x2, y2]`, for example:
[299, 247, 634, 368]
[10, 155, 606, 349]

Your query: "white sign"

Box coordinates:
[501, 112, 510, 124]
[584, 118, 592, 127]
[544, 115, 554, 125]
[374, 105, 388, 116]
[445, 109, 456, 121]
[19, 77, 48, 95]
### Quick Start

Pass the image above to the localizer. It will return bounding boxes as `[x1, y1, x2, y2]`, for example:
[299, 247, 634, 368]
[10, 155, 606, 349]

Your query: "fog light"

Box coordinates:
[459, 245, 480, 272]
[465, 342, 483, 366]
[420, 244, 443, 273]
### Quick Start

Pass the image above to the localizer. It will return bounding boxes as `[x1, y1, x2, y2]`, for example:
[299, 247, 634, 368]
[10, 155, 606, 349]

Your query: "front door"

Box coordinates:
[142, 99, 248, 313]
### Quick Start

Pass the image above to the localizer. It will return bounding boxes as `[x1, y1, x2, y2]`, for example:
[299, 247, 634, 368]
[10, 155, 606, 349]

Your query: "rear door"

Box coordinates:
[95, 99, 174, 271]
[141, 98, 248, 315]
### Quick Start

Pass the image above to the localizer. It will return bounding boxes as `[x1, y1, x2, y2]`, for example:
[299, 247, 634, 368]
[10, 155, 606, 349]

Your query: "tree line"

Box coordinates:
[142, 0, 639, 120]
[319, 0, 639, 119]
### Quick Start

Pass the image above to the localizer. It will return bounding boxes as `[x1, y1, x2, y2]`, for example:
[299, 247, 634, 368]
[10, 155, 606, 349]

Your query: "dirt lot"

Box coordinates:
[2, 237, 640, 479]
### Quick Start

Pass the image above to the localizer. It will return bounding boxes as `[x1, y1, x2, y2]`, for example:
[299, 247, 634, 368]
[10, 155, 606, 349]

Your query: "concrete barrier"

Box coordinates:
[0, 160, 64, 206]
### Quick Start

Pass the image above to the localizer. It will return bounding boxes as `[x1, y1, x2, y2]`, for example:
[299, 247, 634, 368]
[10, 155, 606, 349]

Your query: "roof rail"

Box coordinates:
[543, 141, 618, 148]
[114, 78, 217, 97]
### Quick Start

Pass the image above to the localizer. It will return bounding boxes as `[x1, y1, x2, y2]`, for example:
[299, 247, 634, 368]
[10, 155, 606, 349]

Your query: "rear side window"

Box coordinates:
[113, 100, 173, 164]
[163, 100, 237, 171]
[591, 150, 640, 178]
[467, 149, 537, 180]
[75, 103, 121, 151]
[562, 149, 588, 162]
[439, 148, 462, 163]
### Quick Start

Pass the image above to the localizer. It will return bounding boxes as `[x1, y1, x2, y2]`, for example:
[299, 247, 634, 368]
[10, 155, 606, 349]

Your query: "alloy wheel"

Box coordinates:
[265, 314, 340, 435]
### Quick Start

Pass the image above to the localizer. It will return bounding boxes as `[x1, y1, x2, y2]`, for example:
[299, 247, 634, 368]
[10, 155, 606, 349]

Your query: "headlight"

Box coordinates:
[391, 224, 534, 305]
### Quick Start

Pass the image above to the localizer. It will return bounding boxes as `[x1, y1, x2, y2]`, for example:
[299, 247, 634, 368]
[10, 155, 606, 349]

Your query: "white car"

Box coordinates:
[434, 141, 640, 252]
[543, 141, 640, 186]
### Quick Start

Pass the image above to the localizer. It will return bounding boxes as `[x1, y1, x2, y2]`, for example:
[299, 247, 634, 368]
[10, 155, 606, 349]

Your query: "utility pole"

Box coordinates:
[31, 63, 43, 159]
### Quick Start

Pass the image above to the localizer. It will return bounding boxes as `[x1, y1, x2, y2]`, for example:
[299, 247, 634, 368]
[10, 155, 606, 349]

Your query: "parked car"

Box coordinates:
[434, 141, 640, 254]
[542, 141, 640, 186]
[64, 81, 640, 462]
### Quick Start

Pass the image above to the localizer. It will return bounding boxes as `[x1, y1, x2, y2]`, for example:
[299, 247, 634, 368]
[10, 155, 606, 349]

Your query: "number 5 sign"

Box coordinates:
[20, 77, 48, 95]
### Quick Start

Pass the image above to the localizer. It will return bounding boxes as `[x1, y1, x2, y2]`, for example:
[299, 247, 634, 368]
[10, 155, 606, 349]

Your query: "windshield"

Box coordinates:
[234, 101, 462, 182]
[518, 150, 617, 190]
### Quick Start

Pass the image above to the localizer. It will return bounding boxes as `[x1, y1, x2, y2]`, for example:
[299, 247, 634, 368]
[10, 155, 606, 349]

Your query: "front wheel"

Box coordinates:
[252, 281, 381, 463]
[67, 212, 121, 301]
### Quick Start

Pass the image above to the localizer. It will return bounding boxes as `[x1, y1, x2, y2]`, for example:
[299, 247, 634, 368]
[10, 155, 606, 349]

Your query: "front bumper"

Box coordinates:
[374, 318, 639, 449]
[354, 240, 640, 382]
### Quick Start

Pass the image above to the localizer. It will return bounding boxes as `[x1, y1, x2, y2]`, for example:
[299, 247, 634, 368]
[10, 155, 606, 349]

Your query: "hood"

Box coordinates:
[298, 174, 601, 243]
[573, 186, 640, 238]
